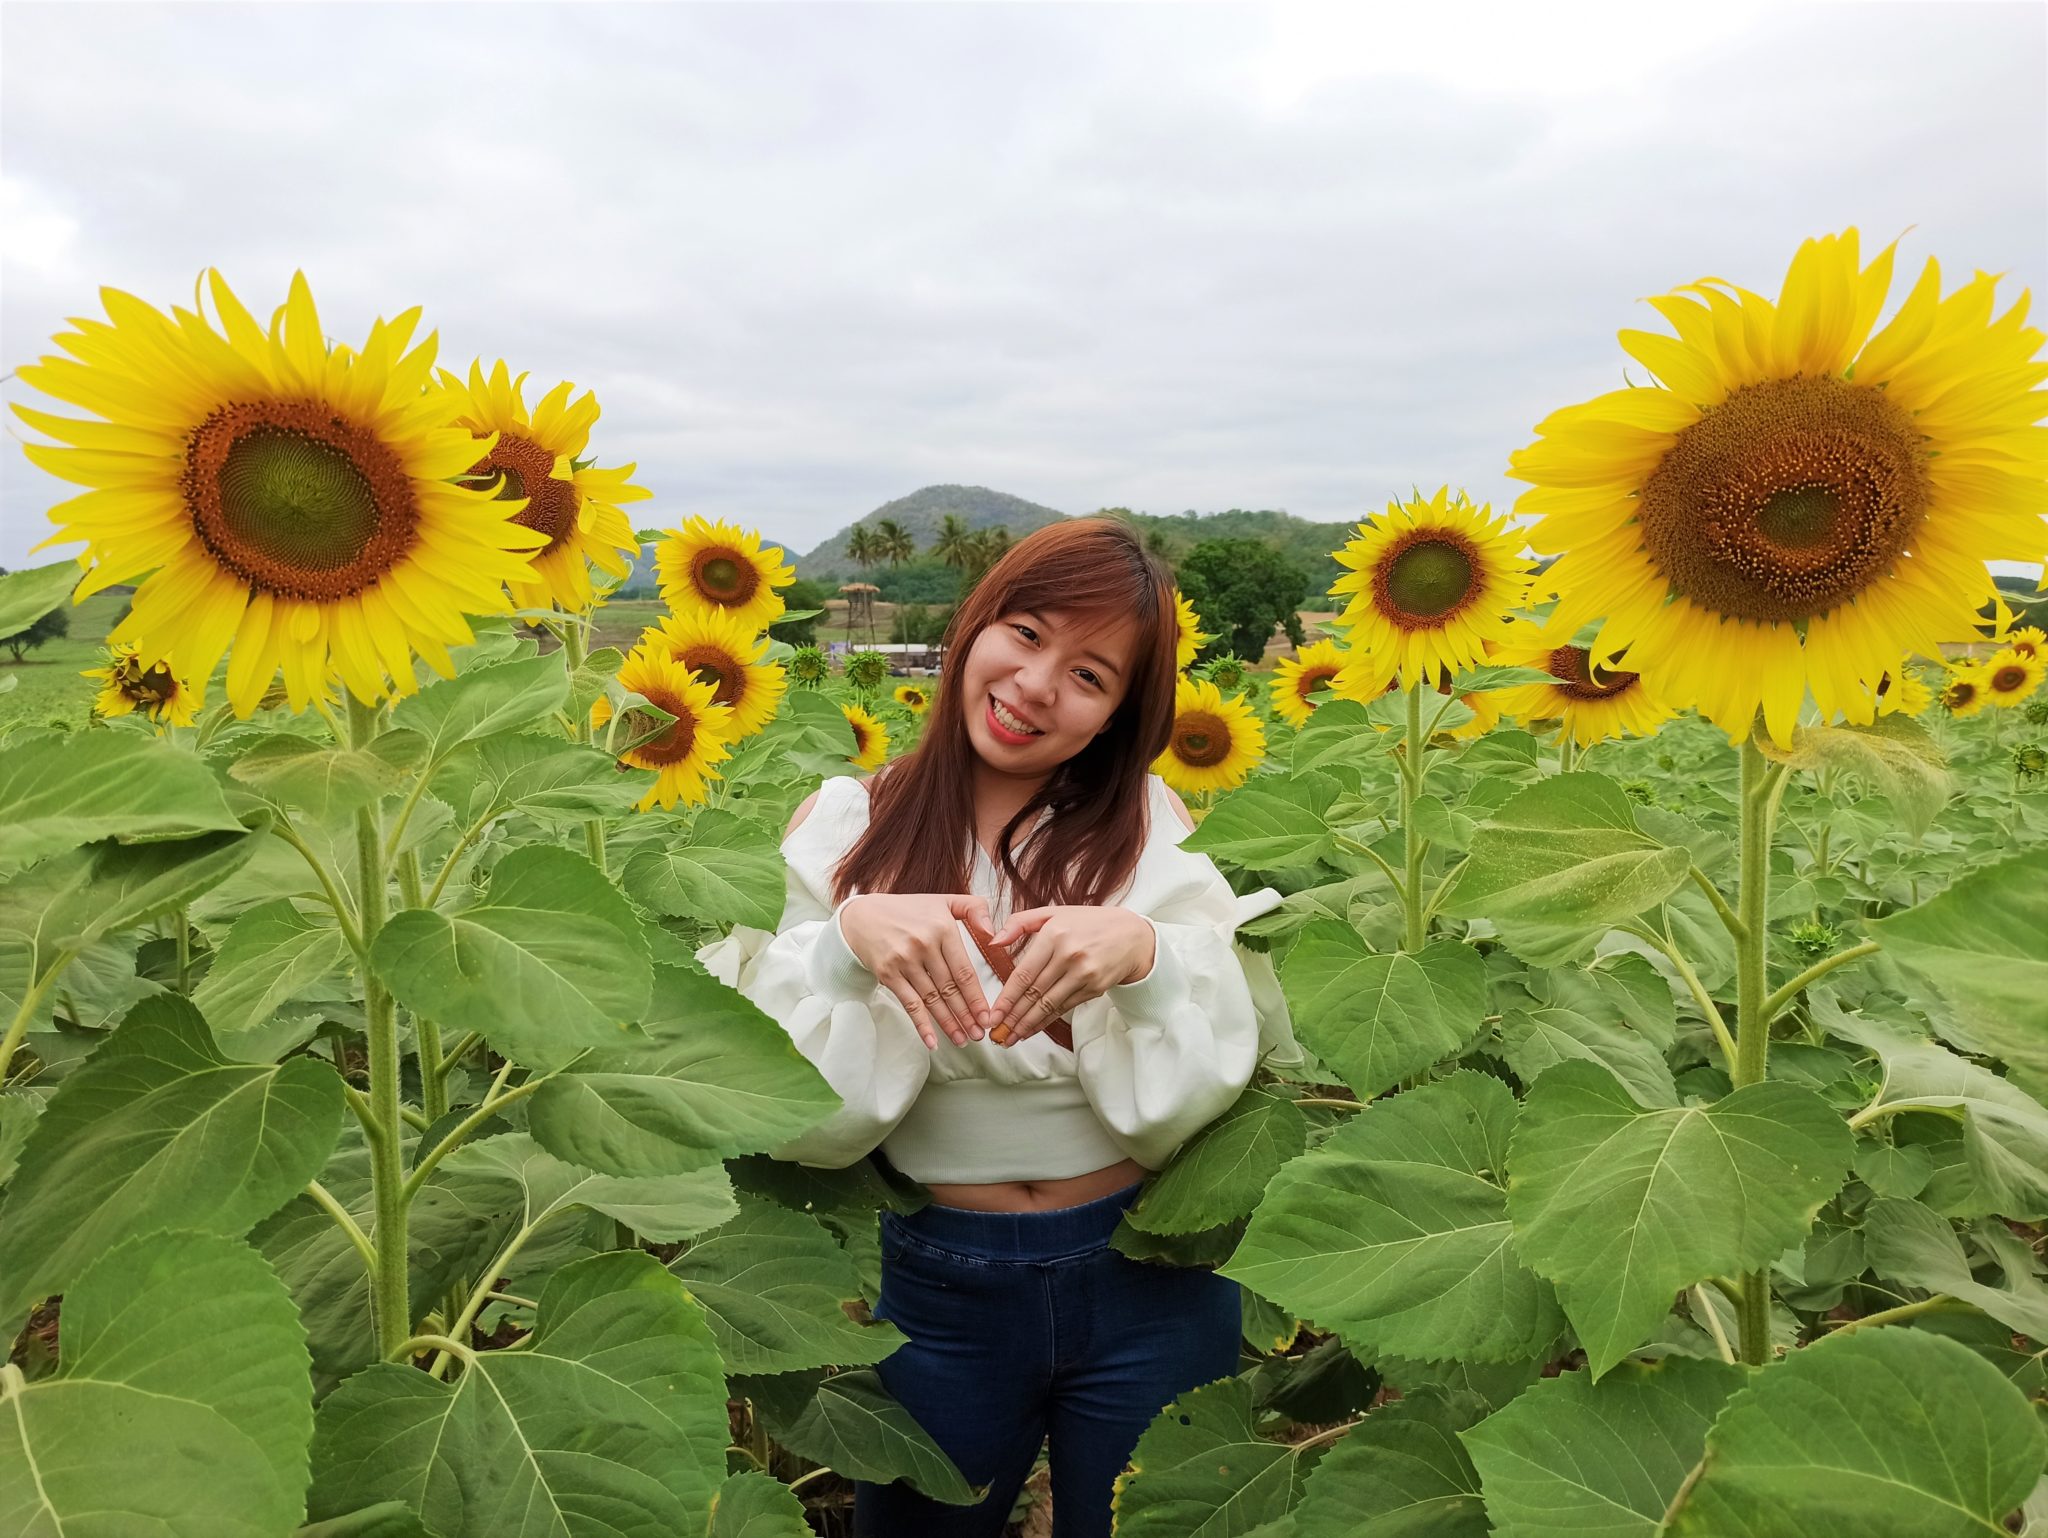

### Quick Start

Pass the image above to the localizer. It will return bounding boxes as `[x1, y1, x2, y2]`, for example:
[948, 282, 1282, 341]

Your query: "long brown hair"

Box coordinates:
[831, 516, 1180, 910]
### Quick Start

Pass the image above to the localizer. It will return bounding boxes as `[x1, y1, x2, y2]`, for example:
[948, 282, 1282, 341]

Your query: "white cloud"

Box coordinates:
[2, 0, 2042, 573]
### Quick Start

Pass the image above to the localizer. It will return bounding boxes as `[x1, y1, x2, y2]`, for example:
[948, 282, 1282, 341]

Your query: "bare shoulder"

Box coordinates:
[785, 773, 875, 839]
[785, 787, 824, 839]
[1155, 777, 1196, 832]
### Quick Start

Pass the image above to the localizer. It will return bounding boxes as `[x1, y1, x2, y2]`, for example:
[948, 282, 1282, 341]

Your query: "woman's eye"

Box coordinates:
[1078, 669, 1101, 688]
[1013, 623, 1037, 642]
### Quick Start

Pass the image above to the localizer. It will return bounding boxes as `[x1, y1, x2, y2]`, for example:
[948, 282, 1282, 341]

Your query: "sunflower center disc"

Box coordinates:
[696, 552, 757, 604]
[1639, 375, 1929, 624]
[1380, 536, 1478, 623]
[185, 401, 419, 602]
[476, 434, 579, 555]
[1546, 645, 1639, 701]
[1297, 667, 1338, 701]
[1993, 665, 2029, 694]
[681, 648, 738, 705]
[1174, 711, 1232, 768]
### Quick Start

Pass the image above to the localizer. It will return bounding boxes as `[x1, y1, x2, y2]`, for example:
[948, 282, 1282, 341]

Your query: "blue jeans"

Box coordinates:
[853, 1180, 1242, 1538]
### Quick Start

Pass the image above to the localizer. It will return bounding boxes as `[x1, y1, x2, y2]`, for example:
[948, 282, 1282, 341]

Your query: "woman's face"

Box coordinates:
[959, 605, 1141, 776]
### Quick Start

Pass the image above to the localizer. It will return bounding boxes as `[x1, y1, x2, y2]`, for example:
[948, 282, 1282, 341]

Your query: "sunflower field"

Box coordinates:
[2, 231, 2046, 1537]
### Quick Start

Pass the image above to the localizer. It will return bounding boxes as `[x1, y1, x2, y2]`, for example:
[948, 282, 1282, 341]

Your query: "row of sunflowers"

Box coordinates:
[15, 229, 2047, 808]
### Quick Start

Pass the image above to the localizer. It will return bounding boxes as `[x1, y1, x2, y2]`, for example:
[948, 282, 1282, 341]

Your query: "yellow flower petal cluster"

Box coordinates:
[437, 359, 648, 614]
[1491, 628, 1676, 747]
[1985, 647, 2045, 708]
[1510, 229, 2048, 747]
[1941, 663, 1993, 718]
[1174, 590, 1214, 671]
[16, 271, 547, 715]
[893, 682, 932, 716]
[842, 701, 890, 770]
[640, 606, 787, 741]
[656, 516, 795, 631]
[1268, 639, 1347, 727]
[1153, 674, 1265, 794]
[1875, 666, 1933, 719]
[82, 644, 202, 728]
[1329, 488, 1531, 695]
[592, 647, 737, 811]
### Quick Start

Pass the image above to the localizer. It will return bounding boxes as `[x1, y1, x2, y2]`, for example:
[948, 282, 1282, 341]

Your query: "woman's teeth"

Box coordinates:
[991, 697, 1042, 735]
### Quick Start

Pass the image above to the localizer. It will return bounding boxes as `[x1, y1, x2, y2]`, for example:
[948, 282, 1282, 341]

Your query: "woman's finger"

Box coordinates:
[988, 905, 1055, 950]
[907, 954, 971, 1047]
[935, 926, 992, 1038]
[880, 969, 941, 1051]
[986, 934, 1051, 1032]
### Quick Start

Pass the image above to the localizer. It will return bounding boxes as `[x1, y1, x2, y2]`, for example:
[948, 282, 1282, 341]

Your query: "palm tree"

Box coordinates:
[963, 527, 1011, 589]
[931, 513, 975, 573]
[874, 518, 915, 568]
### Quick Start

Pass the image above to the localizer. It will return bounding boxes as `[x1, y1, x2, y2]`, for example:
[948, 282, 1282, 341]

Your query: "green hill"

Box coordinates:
[795, 485, 1067, 581]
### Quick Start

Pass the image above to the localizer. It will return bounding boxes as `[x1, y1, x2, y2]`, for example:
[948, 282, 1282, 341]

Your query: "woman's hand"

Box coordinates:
[838, 893, 997, 1050]
[982, 905, 1156, 1047]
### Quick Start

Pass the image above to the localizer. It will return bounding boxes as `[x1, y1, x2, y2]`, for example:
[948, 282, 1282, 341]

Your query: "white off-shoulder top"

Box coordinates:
[694, 771, 1301, 1183]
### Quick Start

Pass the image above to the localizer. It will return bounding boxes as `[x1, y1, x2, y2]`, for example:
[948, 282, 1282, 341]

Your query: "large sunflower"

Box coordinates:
[83, 644, 202, 728]
[1941, 663, 1992, 718]
[1153, 675, 1265, 794]
[1269, 638, 1347, 727]
[656, 516, 794, 631]
[1985, 647, 2045, 708]
[1510, 229, 2048, 747]
[1491, 628, 1675, 747]
[842, 701, 890, 771]
[438, 360, 648, 614]
[1174, 590, 1215, 670]
[592, 646, 737, 811]
[640, 606, 787, 740]
[2003, 625, 2045, 662]
[1329, 488, 1531, 694]
[16, 272, 546, 714]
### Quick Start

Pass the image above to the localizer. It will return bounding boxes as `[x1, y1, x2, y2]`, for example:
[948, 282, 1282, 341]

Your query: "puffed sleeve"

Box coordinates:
[1069, 808, 1293, 1169]
[693, 779, 932, 1168]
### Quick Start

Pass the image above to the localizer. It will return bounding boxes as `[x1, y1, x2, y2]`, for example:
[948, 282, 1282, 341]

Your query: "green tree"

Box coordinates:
[873, 518, 915, 568]
[1174, 538, 1307, 661]
[930, 513, 975, 575]
[3, 606, 68, 663]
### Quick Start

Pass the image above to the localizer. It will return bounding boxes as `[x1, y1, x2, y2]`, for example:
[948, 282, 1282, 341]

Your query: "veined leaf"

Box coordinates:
[0, 1231, 314, 1538]
[1225, 1073, 1565, 1364]
[667, 1195, 907, 1375]
[1507, 1061, 1853, 1378]
[1290, 700, 1386, 775]
[1462, 1356, 1746, 1538]
[0, 993, 344, 1323]
[1126, 1083, 1307, 1235]
[1289, 1390, 1488, 1537]
[1499, 1005, 1677, 1109]
[228, 731, 425, 821]
[1868, 849, 2048, 1097]
[371, 844, 652, 1071]
[1665, 1329, 2046, 1537]
[1756, 713, 1951, 840]
[623, 808, 786, 929]
[389, 650, 571, 766]
[1186, 772, 1341, 870]
[0, 559, 82, 639]
[736, 1366, 983, 1505]
[445, 1131, 737, 1242]
[0, 730, 244, 866]
[706, 1472, 812, 1538]
[1108, 1376, 1309, 1537]
[307, 1251, 730, 1537]
[192, 899, 352, 1038]
[1281, 926, 1487, 1100]
[1862, 1196, 2048, 1341]
[438, 730, 642, 824]
[1439, 773, 1692, 940]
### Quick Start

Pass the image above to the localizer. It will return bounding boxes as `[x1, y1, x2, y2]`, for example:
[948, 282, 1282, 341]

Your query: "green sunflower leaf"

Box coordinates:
[621, 807, 786, 928]
[0, 730, 245, 866]
[1280, 925, 1488, 1100]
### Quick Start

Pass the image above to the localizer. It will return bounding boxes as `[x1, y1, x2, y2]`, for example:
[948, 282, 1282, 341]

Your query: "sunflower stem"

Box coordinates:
[348, 694, 413, 1361]
[1732, 733, 1779, 1366]
[396, 852, 446, 1122]
[174, 907, 192, 993]
[1402, 680, 1427, 952]
[0, 953, 77, 1085]
[558, 614, 610, 870]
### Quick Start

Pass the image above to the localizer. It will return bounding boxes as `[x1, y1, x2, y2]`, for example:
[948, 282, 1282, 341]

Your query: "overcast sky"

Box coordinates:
[3, 1, 2043, 575]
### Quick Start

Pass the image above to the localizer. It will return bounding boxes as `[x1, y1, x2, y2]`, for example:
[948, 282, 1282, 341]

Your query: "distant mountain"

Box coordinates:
[795, 485, 1068, 580]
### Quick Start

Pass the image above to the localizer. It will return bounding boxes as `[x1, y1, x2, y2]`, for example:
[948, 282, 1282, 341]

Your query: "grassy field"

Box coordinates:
[0, 591, 131, 732]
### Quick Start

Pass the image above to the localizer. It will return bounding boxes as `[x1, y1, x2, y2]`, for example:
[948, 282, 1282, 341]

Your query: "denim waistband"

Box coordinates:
[888, 1180, 1145, 1262]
